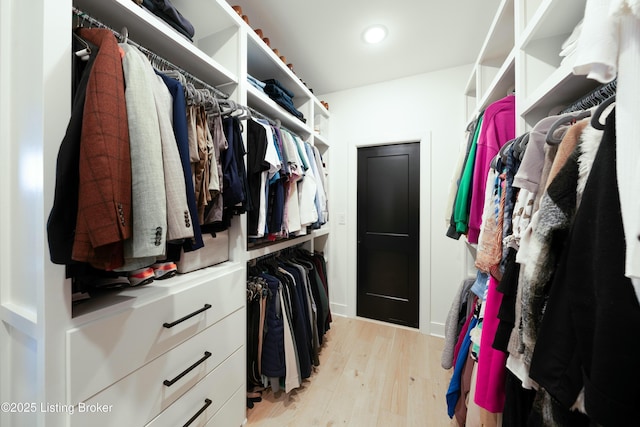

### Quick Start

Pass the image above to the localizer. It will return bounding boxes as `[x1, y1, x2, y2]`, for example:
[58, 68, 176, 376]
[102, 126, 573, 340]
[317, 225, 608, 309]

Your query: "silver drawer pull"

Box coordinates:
[183, 398, 212, 427]
[163, 351, 212, 387]
[163, 304, 212, 328]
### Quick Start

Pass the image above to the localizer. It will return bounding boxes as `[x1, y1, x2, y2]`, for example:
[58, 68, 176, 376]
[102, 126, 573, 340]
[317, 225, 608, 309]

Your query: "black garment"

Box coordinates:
[280, 263, 313, 379]
[493, 247, 520, 352]
[221, 117, 247, 211]
[260, 273, 286, 378]
[141, 0, 195, 40]
[527, 388, 590, 427]
[246, 279, 264, 388]
[311, 252, 332, 330]
[262, 79, 306, 123]
[529, 110, 640, 426]
[246, 120, 270, 236]
[47, 34, 98, 265]
[502, 370, 536, 427]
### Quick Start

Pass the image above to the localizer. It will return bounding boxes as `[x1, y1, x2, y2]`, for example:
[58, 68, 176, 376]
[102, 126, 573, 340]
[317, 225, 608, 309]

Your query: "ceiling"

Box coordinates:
[226, 0, 503, 95]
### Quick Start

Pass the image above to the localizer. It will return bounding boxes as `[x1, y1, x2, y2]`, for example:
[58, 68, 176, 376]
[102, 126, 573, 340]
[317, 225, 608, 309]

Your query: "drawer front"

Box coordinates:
[204, 386, 245, 427]
[70, 308, 245, 427]
[145, 348, 245, 427]
[67, 266, 244, 404]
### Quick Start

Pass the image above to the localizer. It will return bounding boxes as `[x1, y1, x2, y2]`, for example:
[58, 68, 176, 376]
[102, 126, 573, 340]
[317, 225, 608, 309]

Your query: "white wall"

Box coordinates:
[319, 64, 471, 336]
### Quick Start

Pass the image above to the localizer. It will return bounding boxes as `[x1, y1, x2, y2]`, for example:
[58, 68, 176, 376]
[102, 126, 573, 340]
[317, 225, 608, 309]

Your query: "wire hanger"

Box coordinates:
[546, 110, 592, 145]
[590, 94, 615, 130]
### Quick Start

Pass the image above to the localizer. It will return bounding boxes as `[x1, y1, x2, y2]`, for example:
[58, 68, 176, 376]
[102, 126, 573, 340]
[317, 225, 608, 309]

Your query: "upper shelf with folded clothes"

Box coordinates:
[74, 0, 240, 88]
[245, 32, 314, 102]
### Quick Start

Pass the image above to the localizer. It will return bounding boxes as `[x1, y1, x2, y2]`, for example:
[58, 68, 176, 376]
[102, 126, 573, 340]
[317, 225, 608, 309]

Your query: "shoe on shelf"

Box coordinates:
[128, 267, 155, 287]
[152, 262, 178, 280]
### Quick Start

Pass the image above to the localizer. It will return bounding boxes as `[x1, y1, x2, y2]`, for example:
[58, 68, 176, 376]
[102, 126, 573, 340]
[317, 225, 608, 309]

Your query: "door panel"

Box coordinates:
[357, 143, 420, 328]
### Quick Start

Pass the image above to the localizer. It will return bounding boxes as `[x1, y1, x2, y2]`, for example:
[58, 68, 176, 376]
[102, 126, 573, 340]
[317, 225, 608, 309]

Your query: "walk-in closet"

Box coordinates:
[1, 0, 637, 426]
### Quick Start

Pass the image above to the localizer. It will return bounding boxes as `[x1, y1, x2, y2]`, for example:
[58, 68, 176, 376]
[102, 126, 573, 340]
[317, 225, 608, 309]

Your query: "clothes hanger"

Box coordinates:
[513, 133, 529, 161]
[119, 26, 129, 44]
[499, 138, 515, 164]
[546, 110, 592, 145]
[590, 94, 615, 130]
[72, 32, 91, 61]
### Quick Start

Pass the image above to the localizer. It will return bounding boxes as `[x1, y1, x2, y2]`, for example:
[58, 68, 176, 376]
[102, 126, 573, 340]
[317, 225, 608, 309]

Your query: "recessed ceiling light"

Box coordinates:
[363, 25, 387, 44]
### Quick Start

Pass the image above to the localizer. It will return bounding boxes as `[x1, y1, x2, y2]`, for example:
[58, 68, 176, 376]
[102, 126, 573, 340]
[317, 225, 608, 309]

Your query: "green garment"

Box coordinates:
[454, 114, 484, 234]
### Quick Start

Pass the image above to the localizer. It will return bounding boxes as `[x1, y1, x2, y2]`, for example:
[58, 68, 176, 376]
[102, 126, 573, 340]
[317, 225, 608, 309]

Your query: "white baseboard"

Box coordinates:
[430, 321, 445, 338]
[329, 302, 348, 317]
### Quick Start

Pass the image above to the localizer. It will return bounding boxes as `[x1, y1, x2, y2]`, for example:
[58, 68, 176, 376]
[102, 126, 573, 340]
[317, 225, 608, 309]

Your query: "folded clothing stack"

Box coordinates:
[263, 79, 306, 123]
[142, 0, 195, 41]
[248, 74, 266, 92]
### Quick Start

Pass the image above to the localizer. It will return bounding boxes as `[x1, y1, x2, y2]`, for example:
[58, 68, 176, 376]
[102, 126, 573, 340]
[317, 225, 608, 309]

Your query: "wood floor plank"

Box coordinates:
[245, 316, 454, 427]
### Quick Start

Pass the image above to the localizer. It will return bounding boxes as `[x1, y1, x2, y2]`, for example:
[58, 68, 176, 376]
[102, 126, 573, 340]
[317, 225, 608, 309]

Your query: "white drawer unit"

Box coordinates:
[203, 387, 245, 427]
[70, 309, 245, 427]
[144, 348, 245, 427]
[67, 266, 244, 404]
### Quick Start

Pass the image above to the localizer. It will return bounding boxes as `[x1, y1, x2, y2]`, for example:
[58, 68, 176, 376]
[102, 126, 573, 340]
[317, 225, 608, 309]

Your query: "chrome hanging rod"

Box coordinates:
[71, 6, 230, 100]
[246, 106, 303, 139]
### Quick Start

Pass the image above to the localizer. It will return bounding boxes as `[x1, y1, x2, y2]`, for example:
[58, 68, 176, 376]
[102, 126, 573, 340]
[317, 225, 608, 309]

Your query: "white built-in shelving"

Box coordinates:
[0, 0, 331, 425]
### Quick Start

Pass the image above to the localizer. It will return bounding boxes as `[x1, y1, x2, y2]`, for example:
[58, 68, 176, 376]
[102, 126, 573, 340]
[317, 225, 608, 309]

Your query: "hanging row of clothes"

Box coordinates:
[246, 248, 331, 405]
[443, 88, 640, 425]
[47, 27, 249, 290]
[246, 118, 328, 243]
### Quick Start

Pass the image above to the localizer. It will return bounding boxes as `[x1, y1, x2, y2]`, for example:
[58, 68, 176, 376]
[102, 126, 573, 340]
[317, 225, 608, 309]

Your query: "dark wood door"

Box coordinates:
[357, 142, 420, 328]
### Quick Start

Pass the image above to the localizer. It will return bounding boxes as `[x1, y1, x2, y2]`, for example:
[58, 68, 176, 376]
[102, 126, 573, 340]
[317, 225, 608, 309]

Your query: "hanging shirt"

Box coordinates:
[454, 113, 484, 235]
[468, 96, 515, 243]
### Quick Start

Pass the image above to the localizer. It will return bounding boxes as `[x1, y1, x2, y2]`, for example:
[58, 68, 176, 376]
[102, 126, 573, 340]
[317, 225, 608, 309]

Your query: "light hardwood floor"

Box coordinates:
[245, 315, 456, 427]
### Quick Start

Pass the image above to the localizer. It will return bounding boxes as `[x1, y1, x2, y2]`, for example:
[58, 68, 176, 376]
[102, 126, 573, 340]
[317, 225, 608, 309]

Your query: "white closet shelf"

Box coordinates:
[313, 227, 330, 238]
[70, 261, 244, 324]
[476, 0, 515, 64]
[0, 303, 37, 337]
[74, 0, 238, 88]
[521, 63, 600, 118]
[247, 85, 312, 137]
[519, 0, 586, 47]
[314, 98, 331, 118]
[465, 69, 478, 98]
[314, 133, 330, 148]
[246, 31, 312, 100]
[475, 48, 516, 115]
[248, 234, 314, 260]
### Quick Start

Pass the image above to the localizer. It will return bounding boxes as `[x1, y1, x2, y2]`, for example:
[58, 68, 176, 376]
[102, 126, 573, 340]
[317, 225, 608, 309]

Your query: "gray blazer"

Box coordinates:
[149, 68, 194, 242]
[118, 44, 167, 270]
